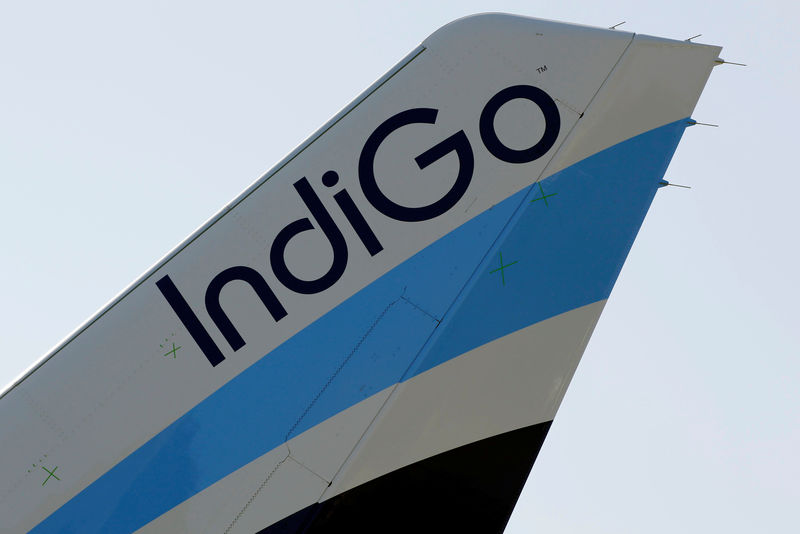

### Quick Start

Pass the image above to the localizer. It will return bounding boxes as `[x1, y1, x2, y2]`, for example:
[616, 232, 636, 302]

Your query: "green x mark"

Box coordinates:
[163, 342, 181, 359]
[530, 182, 557, 206]
[41, 465, 60, 486]
[489, 252, 518, 286]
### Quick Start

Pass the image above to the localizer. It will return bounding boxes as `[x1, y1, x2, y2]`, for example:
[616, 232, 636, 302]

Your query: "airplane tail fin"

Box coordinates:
[1, 14, 720, 534]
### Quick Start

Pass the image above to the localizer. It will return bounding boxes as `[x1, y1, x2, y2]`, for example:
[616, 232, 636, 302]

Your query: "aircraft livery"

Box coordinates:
[0, 14, 721, 533]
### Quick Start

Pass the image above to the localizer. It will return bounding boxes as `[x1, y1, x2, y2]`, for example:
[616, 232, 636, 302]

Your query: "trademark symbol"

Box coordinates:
[537, 65, 548, 73]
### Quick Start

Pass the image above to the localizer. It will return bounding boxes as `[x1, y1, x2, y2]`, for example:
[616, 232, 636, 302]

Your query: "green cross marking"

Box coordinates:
[530, 182, 557, 206]
[164, 343, 181, 358]
[489, 252, 518, 286]
[41, 466, 60, 486]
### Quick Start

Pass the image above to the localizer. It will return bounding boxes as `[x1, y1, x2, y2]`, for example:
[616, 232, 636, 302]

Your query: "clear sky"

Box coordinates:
[1, 1, 797, 532]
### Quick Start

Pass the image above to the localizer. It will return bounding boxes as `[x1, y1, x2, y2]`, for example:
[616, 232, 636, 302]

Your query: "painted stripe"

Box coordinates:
[317, 300, 606, 504]
[136, 301, 603, 532]
[30, 118, 687, 533]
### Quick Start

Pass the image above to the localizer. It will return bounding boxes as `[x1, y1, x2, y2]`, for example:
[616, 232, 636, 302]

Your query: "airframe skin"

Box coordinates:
[0, 14, 720, 533]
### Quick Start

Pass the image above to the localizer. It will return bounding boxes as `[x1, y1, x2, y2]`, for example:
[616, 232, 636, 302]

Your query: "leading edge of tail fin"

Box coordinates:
[1, 14, 720, 534]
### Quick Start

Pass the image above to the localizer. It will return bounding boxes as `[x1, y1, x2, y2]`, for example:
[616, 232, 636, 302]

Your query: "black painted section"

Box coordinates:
[258, 421, 552, 534]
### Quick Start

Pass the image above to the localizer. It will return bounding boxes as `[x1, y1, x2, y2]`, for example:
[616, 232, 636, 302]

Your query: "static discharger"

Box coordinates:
[715, 57, 747, 66]
[658, 180, 691, 189]
[687, 119, 719, 127]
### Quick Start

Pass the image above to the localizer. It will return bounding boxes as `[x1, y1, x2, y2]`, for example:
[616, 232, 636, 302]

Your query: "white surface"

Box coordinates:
[1, 3, 797, 533]
[549, 34, 720, 173]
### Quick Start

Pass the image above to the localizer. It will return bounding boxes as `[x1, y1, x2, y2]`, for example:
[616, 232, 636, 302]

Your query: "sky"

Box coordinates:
[1, 1, 798, 532]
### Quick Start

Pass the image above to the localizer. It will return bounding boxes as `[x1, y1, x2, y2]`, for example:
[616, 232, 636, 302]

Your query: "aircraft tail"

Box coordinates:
[0, 14, 720, 534]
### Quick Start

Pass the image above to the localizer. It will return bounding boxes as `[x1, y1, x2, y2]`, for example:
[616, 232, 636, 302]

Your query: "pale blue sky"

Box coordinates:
[2, 1, 798, 532]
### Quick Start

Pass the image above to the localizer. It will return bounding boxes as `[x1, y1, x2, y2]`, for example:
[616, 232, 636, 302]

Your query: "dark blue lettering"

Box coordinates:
[359, 108, 474, 222]
[479, 85, 560, 164]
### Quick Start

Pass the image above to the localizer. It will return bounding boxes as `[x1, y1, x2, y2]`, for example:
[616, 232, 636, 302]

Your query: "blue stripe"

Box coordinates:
[31, 118, 688, 533]
[408, 118, 687, 375]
